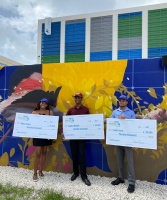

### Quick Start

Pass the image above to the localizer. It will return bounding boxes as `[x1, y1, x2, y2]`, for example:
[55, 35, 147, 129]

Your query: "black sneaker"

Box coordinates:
[127, 184, 135, 193]
[111, 177, 125, 185]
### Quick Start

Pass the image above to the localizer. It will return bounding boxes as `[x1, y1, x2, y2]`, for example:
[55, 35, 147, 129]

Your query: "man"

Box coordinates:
[110, 95, 136, 193]
[62, 92, 91, 186]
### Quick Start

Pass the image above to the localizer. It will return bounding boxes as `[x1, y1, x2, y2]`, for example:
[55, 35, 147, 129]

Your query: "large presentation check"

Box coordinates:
[106, 118, 157, 149]
[63, 114, 104, 139]
[13, 113, 59, 139]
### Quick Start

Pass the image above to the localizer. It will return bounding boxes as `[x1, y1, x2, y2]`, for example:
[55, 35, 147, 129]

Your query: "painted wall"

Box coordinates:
[0, 59, 167, 185]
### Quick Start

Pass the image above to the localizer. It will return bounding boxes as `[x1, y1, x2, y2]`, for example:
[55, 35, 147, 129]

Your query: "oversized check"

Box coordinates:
[63, 114, 104, 139]
[13, 113, 59, 139]
[106, 118, 157, 149]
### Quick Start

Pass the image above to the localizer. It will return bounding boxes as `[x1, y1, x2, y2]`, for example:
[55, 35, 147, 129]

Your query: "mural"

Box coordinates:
[0, 59, 167, 185]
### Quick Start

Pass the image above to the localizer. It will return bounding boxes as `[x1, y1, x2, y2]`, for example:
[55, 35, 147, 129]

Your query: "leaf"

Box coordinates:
[131, 99, 134, 106]
[99, 89, 108, 95]
[150, 155, 155, 160]
[22, 138, 29, 143]
[104, 80, 109, 87]
[95, 96, 103, 110]
[91, 84, 96, 93]
[10, 148, 15, 157]
[159, 134, 167, 144]
[136, 96, 142, 100]
[163, 83, 167, 93]
[142, 149, 147, 155]
[27, 138, 33, 146]
[103, 107, 112, 117]
[0, 152, 9, 166]
[104, 96, 112, 107]
[110, 95, 117, 106]
[49, 85, 57, 92]
[18, 144, 23, 152]
[147, 88, 157, 98]
[143, 101, 149, 104]
[129, 91, 136, 96]
[152, 150, 159, 159]
[148, 104, 155, 110]
[63, 101, 71, 110]
[17, 161, 28, 169]
[159, 149, 163, 156]
[90, 96, 98, 100]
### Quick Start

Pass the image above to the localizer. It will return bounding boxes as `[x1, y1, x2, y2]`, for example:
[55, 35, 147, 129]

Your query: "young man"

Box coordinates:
[110, 95, 136, 193]
[62, 92, 91, 186]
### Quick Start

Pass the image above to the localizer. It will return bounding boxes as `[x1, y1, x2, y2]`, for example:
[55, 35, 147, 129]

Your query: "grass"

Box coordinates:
[0, 183, 80, 200]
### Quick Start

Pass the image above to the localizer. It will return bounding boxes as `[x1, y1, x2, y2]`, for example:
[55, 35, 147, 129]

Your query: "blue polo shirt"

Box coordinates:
[110, 107, 136, 119]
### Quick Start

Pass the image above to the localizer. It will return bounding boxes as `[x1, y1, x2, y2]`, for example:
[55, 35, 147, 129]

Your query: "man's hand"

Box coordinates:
[118, 115, 126, 119]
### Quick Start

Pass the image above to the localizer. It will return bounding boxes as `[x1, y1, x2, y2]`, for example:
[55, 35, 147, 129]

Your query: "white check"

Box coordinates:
[13, 113, 59, 139]
[106, 118, 157, 149]
[63, 114, 104, 139]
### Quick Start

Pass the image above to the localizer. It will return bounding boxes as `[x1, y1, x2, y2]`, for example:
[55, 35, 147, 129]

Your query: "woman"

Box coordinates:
[32, 98, 53, 181]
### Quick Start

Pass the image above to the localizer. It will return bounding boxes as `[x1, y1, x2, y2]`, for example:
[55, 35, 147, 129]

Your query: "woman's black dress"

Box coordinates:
[33, 113, 52, 146]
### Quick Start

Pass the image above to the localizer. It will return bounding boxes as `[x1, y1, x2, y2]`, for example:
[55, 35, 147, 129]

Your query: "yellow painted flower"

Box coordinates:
[42, 60, 127, 114]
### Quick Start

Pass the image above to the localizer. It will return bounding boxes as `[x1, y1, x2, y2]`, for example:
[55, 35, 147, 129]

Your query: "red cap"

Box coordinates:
[73, 92, 83, 98]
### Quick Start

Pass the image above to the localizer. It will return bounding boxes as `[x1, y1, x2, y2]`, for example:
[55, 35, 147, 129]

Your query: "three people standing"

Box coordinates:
[32, 94, 136, 193]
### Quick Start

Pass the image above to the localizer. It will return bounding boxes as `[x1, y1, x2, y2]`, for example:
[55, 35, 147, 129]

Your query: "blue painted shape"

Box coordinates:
[0, 114, 6, 137]
[0, 89, 5, 104]
[133, 88, 164, 111]
[156, 180, 167, 185]
[134, 58, 162, 72]
[63, 140, 111, 172]
[3, 121, 13, 137]
[122, 59, 133, 87]
[86, 141, 111, 172]
[2, 136, 30, 165]
[134, 58, 164, 87]
[0, 67, 6, 89]
[122, 72, 133, 88]
[0, 136, 2, 157]
[134, 72, 164, 88]
[156, 169, 167, 185]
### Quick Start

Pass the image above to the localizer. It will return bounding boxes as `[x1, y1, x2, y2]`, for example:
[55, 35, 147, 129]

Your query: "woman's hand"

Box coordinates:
[61, 133, 65, 140]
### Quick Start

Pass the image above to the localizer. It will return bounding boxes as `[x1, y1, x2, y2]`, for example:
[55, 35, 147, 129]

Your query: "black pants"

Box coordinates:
[70, 140, 87, 179]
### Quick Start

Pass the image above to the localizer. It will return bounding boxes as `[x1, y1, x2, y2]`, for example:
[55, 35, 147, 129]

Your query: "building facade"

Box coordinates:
[37, 3, 167, 64]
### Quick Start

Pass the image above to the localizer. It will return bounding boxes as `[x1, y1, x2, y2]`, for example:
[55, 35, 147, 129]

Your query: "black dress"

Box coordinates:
[33, 113, 52, 146]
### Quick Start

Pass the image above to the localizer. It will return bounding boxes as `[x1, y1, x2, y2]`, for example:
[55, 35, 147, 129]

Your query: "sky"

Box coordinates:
[0, 0, 167, 65]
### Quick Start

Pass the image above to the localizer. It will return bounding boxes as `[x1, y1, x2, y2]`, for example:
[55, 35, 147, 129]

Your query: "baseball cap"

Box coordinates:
[40, 98, 49, 103]
[119, 95, 128, 101]
[73, 92, 83, 98]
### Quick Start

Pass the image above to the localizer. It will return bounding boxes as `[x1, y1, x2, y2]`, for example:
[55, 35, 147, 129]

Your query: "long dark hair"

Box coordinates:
[34, 102, 50, 111]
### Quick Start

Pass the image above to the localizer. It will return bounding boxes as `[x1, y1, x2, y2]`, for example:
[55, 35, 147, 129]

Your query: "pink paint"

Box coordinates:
[63, 162, 70, 171]
[26, 146, 35, 156]
[55, 163, 59, 170]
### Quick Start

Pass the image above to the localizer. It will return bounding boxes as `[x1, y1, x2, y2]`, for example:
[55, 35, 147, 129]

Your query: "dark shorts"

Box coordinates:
[33, 138, 52, 146]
